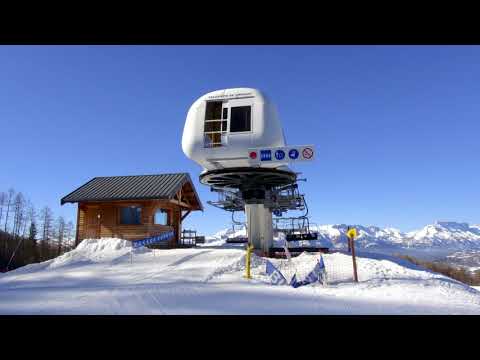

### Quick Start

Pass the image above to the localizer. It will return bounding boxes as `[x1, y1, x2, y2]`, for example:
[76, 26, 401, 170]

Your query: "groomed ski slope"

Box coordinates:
[0, 238, 479, 315]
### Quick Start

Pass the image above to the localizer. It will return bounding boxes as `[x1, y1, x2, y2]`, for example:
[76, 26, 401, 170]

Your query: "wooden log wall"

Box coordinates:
[76, 200, 182, 244]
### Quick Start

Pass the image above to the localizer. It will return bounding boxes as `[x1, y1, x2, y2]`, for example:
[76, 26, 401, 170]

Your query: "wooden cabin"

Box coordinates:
[61, 173, 203, 247]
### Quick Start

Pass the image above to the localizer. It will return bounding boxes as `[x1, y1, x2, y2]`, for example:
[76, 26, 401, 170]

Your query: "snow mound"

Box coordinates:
[204, 250, 448, 287]
[76, 238, 132, 253]
[3, 238, 135, 274]
[48, 238, 133, 269]
[204, 251, 268, 282]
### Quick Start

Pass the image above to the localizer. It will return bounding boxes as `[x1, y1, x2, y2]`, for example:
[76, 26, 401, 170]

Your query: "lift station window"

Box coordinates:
[204, 101, 227, 148]
[230, 106, 251, 132]
[205, 101, 222, 120]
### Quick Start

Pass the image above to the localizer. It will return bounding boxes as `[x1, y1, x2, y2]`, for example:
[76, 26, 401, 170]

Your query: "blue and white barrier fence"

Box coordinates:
[131, 231, 175, 249]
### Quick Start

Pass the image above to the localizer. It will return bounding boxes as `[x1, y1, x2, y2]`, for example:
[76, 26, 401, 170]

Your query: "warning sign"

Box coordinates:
[347, 228, 357, 239]
[248, 145, 315, 164]
[302, 147, 314, 160]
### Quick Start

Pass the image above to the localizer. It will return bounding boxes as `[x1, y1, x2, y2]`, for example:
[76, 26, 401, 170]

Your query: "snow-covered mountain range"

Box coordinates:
[315, 221, 480, 250]
[208, 221, 480, 252]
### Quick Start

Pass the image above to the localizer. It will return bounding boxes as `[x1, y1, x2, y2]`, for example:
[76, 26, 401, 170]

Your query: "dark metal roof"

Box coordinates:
[61, 173, 203, 210]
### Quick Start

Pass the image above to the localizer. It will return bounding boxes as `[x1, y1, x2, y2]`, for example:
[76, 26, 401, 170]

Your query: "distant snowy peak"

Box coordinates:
[313, 224, 405, 248]
[208, 227, 246, 241]
[316, 222, 480, 249]
[406, 221, 480, 247]
[209, 221, 480, 250]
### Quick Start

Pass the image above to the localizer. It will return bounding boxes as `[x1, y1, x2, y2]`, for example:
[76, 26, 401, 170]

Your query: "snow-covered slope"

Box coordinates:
[1, 238, 479, 314]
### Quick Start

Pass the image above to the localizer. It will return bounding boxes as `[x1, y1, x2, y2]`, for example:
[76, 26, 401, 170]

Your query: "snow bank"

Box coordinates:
[4, 238, 135, 275]
[47, 238, 134, 269]
[205, 250, 451, 286]
[1, 243, 480, 314]
[2, 233, 480, 314]
[76, 238, 131, 253]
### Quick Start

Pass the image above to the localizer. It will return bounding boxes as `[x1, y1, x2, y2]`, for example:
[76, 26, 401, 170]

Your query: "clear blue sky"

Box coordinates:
[0, 45, 479, 235]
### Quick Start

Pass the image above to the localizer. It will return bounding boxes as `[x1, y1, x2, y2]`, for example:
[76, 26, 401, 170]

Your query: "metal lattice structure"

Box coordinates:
[206, 173, 320, 249]
[205, 174, 306, 215]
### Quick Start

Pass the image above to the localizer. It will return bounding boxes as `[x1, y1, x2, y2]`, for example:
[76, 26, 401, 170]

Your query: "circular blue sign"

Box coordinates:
[275, 150, 285, 160]
[288, 149, 299, 159]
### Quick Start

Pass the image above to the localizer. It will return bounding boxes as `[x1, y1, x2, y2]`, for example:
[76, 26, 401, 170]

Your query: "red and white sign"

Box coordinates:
[302, 147, 314, 160]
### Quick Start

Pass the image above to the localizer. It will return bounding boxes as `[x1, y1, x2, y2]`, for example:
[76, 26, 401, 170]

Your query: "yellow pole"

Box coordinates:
[245, 244, 253, 279]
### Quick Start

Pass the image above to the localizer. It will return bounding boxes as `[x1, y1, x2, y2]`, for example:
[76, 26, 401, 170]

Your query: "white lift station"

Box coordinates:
[182, 88, 315, 254]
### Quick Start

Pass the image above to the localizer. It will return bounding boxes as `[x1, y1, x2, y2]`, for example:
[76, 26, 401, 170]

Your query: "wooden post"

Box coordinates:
[75, 203, 81, 246]
[351, 237, 358, 282]
[347, 227, 358, 283]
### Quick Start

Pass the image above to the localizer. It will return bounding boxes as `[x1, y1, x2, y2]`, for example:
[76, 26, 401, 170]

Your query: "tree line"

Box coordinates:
[0, 188, 76, 272]
[397, 254, 480, 286]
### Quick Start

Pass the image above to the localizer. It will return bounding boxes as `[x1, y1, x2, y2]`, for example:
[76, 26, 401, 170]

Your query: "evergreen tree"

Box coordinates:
[29, 221, 38, 262]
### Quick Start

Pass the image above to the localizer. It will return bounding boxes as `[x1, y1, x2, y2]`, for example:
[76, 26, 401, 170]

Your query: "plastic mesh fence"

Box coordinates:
[272, 251, 357, 285]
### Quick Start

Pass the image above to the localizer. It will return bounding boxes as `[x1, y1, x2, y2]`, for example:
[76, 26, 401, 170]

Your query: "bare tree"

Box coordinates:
[3, 188, 15, 233]
[0, 191, 6, 259]
[5, 192, 27, 266]
[21, 200, 33, 239]
[39, 206, 54, 259]
[2, 188, 15, 257]
[12, 192, 25, 238]
[55, 216, 66, 256]
[0, 188, 79, 269]
[65, 221, 75, 252]
[0, 191, 6, 229]
[0, 185, 77, 269]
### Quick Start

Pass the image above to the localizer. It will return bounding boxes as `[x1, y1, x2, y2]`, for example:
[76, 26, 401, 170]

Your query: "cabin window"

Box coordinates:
[120, 206, 142, 225]
[154, 209, 168, 225]
[204, 101, 227, 148]
[230, 106, 251, 132]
